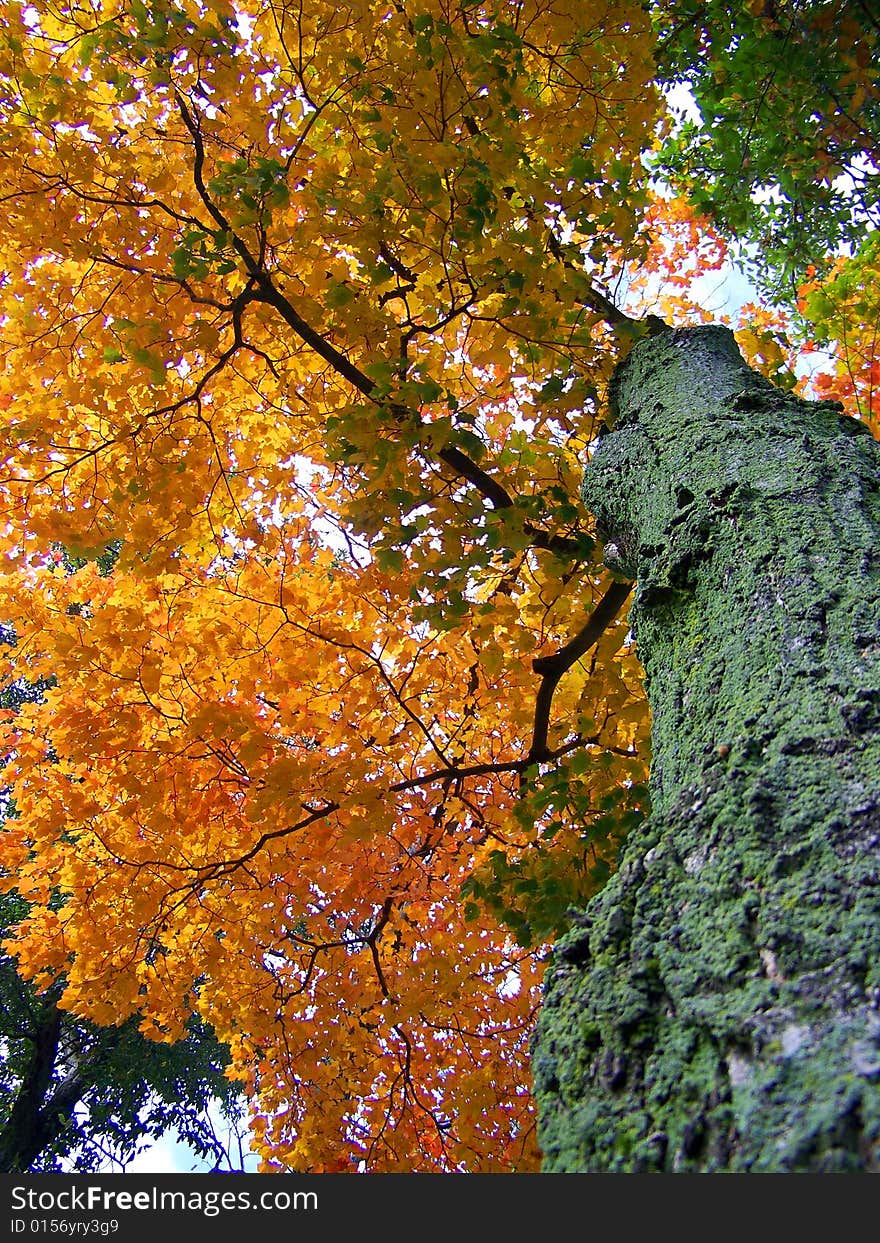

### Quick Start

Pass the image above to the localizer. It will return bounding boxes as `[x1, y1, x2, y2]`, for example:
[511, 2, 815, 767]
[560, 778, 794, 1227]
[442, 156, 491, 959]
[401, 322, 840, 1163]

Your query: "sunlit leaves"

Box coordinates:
[797, 234, 880, 434]
[0, 0, 662, 1172]
[652, 0, 880, 302]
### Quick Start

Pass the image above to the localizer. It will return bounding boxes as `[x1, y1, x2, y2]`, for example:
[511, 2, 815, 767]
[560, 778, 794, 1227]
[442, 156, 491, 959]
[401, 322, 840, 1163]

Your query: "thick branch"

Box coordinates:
[172, 96, 624, 558]
[527, 579, 633, 763]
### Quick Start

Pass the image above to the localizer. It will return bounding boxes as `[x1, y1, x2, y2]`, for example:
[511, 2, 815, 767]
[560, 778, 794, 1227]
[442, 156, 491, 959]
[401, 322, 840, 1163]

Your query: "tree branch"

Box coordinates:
[171, 94, 616, 559]
[527, 579, 633, 764]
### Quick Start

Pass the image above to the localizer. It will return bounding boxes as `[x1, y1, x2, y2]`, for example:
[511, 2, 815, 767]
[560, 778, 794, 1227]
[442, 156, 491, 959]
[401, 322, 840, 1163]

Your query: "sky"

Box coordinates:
[122, 1107, 261, 1174]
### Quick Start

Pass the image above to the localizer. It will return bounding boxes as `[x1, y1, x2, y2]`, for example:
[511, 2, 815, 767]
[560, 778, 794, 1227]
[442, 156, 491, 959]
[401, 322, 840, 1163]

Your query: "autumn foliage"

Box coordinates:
[0, 0, 875, 1172]
[0, 0, 661, 1171]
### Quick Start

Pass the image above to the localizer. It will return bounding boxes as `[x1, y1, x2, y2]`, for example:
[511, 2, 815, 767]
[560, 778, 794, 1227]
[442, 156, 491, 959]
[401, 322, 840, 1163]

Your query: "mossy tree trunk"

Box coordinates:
[533, 325, 880, 1172]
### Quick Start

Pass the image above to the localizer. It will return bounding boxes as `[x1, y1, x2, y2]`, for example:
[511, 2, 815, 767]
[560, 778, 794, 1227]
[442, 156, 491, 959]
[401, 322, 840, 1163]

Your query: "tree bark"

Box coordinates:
[532, 325, 880, 1171]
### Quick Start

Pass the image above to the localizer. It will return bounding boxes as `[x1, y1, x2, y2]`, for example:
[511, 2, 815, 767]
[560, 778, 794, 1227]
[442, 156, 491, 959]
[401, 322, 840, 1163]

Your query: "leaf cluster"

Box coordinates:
[652, 0, 880, 302]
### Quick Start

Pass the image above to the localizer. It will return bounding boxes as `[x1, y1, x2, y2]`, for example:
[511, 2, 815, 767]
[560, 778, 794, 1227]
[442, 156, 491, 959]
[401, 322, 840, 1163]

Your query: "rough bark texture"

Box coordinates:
[532, 325, 880, 1171]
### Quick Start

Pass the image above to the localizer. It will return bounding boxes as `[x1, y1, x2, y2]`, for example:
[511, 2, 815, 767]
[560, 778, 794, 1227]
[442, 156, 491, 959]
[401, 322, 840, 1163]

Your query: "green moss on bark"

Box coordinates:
[533, 326, 880, 1171]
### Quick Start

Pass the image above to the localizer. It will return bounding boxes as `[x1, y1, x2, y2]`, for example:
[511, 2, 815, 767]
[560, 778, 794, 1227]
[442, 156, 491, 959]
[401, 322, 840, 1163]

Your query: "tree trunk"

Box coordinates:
[0, 998, 66, 1172]
[532, 325, 880, 1172]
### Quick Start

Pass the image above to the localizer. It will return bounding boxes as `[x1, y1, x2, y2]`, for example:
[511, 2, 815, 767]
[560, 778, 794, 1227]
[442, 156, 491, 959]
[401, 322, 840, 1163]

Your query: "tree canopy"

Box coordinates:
[654, 0, 879, 302]
[0, 886, 244, 1173]
[0, 0, 875, 1171]
[0, 652, 244, 1173]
